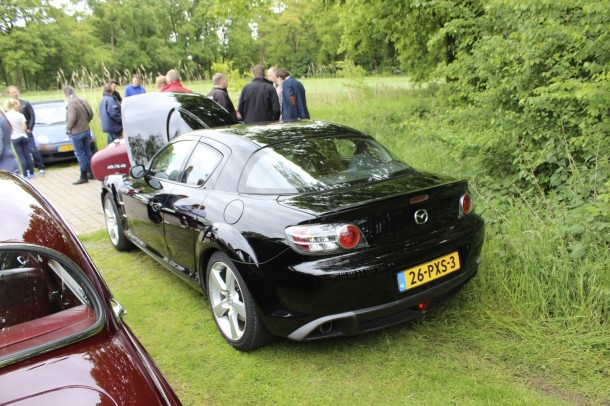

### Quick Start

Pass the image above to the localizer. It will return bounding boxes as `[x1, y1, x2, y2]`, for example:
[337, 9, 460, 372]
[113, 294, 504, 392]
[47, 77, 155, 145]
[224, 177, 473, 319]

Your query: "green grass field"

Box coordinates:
[40, 77, 608, 405]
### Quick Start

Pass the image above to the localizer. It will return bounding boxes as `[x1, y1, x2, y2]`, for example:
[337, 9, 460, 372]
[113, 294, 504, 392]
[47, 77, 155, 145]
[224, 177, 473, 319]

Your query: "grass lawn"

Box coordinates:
[64, 76, 607, 404]
[81, 231, 580, 406]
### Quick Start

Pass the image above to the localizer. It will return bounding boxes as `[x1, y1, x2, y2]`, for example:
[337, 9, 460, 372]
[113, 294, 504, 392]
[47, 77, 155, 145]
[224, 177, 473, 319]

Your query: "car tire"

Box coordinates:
[103, 194, 133, 251]
[206, 252, 272, 351]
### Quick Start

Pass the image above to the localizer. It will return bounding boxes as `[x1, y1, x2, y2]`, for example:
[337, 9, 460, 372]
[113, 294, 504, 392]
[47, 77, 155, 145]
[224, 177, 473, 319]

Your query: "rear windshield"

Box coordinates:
[239, 136, 412, 194]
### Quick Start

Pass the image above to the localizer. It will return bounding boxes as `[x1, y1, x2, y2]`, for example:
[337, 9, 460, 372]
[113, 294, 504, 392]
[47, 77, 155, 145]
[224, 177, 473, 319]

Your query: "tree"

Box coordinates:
[257, 0, 342, 76]
[0, 0, 51, 88]
[219, 17, 258, 73]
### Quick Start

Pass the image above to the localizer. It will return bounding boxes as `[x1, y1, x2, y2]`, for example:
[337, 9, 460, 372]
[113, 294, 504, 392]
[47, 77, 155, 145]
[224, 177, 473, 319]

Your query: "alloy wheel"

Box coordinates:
[104, 198, 120, 246]
[208, 260, 247, 341]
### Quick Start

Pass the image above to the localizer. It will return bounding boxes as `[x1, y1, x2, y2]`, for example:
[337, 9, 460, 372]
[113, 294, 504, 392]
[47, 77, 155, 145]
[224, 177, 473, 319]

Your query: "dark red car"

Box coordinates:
[0, 171, 180, 405]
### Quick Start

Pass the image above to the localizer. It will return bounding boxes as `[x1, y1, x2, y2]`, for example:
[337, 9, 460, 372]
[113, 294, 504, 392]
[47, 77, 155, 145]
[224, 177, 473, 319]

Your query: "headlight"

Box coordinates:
[36, 135, 49, 143]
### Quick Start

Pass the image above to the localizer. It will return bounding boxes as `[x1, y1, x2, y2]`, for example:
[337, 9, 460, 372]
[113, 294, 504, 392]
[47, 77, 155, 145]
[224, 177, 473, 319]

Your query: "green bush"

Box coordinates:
[434, 0, 610, 243]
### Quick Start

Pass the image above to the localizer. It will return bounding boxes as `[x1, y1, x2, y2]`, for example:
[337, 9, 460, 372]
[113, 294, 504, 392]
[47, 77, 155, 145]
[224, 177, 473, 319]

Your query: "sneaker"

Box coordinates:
[39, 169, 45, 175]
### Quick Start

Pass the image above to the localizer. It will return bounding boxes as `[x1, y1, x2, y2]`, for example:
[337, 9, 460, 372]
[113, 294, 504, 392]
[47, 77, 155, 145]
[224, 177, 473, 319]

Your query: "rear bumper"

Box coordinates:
[38, 141, 98, 163]
[246, 214, 484, 338]
[287, 257, 479, 341]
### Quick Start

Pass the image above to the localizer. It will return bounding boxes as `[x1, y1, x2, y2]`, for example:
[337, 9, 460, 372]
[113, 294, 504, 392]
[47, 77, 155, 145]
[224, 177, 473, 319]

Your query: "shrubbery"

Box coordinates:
[423, 1, 610, 249]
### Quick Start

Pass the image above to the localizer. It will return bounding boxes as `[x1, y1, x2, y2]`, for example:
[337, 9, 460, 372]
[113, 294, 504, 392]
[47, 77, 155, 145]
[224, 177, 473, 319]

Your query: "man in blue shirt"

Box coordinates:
[124, 74, 146, 97]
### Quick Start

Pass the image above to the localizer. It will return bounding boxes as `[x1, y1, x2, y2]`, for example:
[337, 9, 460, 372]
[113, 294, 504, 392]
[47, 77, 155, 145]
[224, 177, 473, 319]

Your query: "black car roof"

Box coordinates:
[199, 120, 368, 148]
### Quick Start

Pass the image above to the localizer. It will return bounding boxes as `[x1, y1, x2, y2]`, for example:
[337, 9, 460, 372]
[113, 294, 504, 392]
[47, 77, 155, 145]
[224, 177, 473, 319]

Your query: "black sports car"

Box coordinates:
[101, 93, 485, 351]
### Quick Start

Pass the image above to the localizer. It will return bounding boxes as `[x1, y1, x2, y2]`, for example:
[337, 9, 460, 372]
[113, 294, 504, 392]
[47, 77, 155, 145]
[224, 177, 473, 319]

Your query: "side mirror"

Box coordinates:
[130, 165, 146, 179]
[147, 178, 162, 190]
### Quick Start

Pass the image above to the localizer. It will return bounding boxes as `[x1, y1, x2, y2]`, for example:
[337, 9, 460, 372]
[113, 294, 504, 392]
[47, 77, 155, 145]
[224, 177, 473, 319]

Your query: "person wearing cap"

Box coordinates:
[109, 79, 122, 103]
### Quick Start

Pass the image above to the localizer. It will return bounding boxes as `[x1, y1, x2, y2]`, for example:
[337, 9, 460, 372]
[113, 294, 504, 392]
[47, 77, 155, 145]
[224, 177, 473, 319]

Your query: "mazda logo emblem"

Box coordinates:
[414, 209, 429, 224]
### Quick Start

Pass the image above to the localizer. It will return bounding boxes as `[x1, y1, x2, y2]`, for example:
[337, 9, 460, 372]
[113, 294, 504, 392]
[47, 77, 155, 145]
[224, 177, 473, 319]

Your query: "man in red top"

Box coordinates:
[161, 69, 193, 93]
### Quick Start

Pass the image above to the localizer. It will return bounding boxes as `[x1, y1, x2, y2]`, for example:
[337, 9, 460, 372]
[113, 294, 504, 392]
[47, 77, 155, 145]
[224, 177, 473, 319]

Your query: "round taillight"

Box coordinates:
[461, 194, 472, 215]
[338, 225, 360, 249]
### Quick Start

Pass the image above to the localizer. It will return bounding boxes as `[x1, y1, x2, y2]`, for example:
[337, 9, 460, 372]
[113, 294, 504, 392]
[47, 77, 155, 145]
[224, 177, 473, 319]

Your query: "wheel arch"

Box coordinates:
[195, 223, 266, 295]
[101, 179, 135, 253]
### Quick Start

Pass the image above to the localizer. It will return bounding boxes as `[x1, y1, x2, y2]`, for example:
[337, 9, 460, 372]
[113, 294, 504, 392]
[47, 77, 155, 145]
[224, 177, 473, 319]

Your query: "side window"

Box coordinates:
[149, 140, 195, 181]
[181, 143, 223, 187]
[0, 249, 100, 364]
[168, 109, 195, 141]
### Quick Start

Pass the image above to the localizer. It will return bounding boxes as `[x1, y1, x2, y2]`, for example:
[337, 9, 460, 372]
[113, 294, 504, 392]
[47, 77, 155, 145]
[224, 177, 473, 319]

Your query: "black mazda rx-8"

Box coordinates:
[100, 93, 485, 351]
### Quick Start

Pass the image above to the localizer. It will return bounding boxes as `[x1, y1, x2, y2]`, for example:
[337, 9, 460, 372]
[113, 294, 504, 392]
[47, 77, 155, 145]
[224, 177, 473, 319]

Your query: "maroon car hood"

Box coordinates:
[0, 330, 171, 405]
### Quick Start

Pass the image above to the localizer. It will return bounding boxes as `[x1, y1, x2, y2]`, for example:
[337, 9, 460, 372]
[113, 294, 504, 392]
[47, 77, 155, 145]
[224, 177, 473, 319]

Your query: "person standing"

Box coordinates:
[4, 99, 35, 178]
[124, 74, 146, 97]
[162, 69, 192, 93]
[155, 75, 168, 91]
[207, 73, 238, 120]
[267, 67, 283, 118]
[237, 65, 280, 124]
[276, 69, 310, 121]
[109, 79, 122, 103]
[100, 82, 123, 144]
[63, 86, 94, 185]
[0, 110, 20, 175]
[7, 85, 45, 175]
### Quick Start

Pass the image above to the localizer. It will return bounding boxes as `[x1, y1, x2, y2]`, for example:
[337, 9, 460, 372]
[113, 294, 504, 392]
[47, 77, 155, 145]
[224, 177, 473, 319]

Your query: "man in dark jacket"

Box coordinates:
[6, 85, 45, 174]
[109, 79, 122, 104]
[207, 73, 238, 120]
[100, 83, 123, 144]
[237, 65, 280, 124]
[276, 69, 310, 122]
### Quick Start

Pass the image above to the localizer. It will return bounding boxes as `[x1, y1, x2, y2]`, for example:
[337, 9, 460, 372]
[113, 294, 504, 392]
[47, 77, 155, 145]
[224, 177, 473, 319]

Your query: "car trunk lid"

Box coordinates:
[277, 172, 469, 245]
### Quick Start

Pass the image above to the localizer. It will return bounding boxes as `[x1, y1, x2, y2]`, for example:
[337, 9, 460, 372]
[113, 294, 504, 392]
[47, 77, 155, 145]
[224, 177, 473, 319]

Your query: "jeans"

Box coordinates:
[107, 132, 122, 144]
[71, 129, 93, 172]
[12, 137, 34, 176]
[27, 132, 44, 170]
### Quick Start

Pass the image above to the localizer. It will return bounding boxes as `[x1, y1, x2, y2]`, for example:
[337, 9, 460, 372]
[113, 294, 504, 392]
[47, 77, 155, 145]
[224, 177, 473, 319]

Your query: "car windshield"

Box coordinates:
[34, 103, 66, 125]
[239, 135, 413, 194]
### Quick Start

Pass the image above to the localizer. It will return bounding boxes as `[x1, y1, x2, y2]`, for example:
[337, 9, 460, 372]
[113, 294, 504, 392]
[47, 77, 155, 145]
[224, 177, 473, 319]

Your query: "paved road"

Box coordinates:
[28, 164, 106, 235]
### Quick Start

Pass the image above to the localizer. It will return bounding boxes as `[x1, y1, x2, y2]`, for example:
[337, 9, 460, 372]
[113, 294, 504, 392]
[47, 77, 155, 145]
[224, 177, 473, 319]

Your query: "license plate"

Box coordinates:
[59, 144, 74, 152]
[397, 252, 461, 292]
